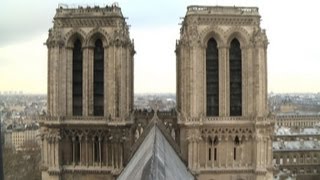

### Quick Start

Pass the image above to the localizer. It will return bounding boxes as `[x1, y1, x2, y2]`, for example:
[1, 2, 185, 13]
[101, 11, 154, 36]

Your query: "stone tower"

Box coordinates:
[176, 6, 274, 180]
[40, 4, 134, 180]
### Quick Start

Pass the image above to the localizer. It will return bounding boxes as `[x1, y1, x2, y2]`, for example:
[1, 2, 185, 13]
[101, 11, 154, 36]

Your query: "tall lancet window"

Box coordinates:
[229, 39, 242, 116]
[94, 39, 104, 116]
[206, 38, 219, 116]
[73, 39, 83, 116]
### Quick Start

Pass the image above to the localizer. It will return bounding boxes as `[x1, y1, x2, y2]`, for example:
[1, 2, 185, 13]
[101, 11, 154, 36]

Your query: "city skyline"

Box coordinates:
[1, 0, 320, 94]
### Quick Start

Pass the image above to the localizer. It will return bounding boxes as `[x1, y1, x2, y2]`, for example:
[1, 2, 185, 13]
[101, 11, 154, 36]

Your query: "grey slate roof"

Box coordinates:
[117, 122, 194, 180]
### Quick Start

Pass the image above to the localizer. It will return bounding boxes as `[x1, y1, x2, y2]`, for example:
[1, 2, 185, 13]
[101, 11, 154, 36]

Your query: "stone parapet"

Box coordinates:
[186, 5, 259, 16]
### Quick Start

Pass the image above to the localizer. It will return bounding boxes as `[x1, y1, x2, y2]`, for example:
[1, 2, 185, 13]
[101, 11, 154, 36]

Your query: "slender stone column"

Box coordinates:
[105, 140, 108, 167]
[257, 137, 261, 167]
[211, 143, 214, 168]
[72, 137, 75, 166]
[66, 47, 73, 116]
[85, 136, 88, 167]
[188, 142, 192, 169]
[268, 136, 272, 166]
[84, 47, 94, 116]
[92, 137, 95, 166]
[48, 140, 52, 166]
[192, 142, 196, 169]
[111, 143, 114, 168]
[99, 137, 102, 167]
[226, 138, 229, 167]
[79, 136, 82, 166]
[104, 46, 108, 116]
[219, 47, 228, 116]
[47, 48, 52, 114]
[53, 139, 56, 166]
[115, 143, 119, 169]
[45, 139, 48, 166]
[120, 143, 123, 168]
[197, 141, 200, 168]
[205, 137, 208, 168]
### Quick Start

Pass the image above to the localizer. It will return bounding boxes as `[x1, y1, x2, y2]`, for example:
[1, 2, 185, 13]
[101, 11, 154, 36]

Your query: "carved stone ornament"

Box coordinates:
[46, 28, 65, 48]
[251, 28, 268, 48]
[187, 128, 202, 142]
[201, 127, 254, 141]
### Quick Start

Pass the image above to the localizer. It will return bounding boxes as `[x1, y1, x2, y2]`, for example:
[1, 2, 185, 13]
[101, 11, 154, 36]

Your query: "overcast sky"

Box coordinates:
[1, 0, 320, 94]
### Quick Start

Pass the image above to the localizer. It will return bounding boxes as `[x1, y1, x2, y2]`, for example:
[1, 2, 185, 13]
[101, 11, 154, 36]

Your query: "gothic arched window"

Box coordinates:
[72, 39, 83, 116]
[206, 38, 219, 116]
[229, 39, 242, 116]
[72, 136, 81, 164]
[93, 136, 100, 163]
[94, 39, 104, 116]
[234, 136, 240, 160]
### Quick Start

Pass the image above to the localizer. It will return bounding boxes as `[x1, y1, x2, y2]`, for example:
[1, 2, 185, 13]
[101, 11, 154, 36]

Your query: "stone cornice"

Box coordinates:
[201, 126, 254, 141]
[275, 164, 320, 168]
[55, 5, 123, 18]
[198, 167, 256, 174]
[197, 16, 259, 26]
[48, 165, 119, 175]
[273, 148, 320, 152]
[55, 18, 119, 28]
[38, 116, 134, 127]
[186, 6, 260, 16]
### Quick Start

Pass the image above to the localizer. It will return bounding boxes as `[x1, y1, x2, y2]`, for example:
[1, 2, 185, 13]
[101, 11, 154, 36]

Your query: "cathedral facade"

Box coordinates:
[176, 6, 274, 180]
[41, 4, 135, 180]
[40, 4, 274, 180]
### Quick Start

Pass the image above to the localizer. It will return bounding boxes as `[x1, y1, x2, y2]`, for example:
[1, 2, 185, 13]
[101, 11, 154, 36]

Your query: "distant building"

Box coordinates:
[276, 115, 320, 128]
[273, 125, 320, 180]
[4, 123, 39, 151]
[279, 103, 297, 114]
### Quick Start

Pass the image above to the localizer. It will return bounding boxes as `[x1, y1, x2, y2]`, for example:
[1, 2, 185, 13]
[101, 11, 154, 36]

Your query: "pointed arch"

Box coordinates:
[213, 136, 219, 145]
[200, 26, 226, 47]
[206, 38, 219, 116]
[93, 136, 101, 163]
[229, 38, 242, 116]
[86, 28, 110, 47]
[208, 136, 213, 161]
[72, 136, 81, 164]
[234, 135, 240, 161]
[234, 135, 240, 145]
[225, 26, 250, 47]
[65, 28, 86, 48]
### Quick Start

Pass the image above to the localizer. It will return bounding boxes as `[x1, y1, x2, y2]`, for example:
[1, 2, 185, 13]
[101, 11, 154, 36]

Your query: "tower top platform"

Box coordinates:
[186, 5, 260, 16]
[54, 3, 123, 19]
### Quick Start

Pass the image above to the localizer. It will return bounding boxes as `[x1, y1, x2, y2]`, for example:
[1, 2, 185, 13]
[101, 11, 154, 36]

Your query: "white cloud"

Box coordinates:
[0, 33, 47, 93]
[132, 26, 178, 93]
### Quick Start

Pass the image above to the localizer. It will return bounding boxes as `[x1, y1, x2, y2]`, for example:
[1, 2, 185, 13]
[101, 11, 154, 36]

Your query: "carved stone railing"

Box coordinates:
[273, 148, 320, 152]
[133, 110, 154, 119]
[276, 115, 320, 121]
[203, 116, 274, 122]
[203, 116, 251, 121]
[186, 5, 259, 16]
[38, 115, 132, 125]
[47, 165, 121, 175]
[276, 115, 320, 127]
[157, 111, 177, 118]
[55, 4, 123, 18]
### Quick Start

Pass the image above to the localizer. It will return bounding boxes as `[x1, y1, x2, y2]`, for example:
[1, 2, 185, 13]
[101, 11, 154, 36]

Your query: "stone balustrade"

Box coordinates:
[55, 3, 122, 18]
[186, 5, 259, 16]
